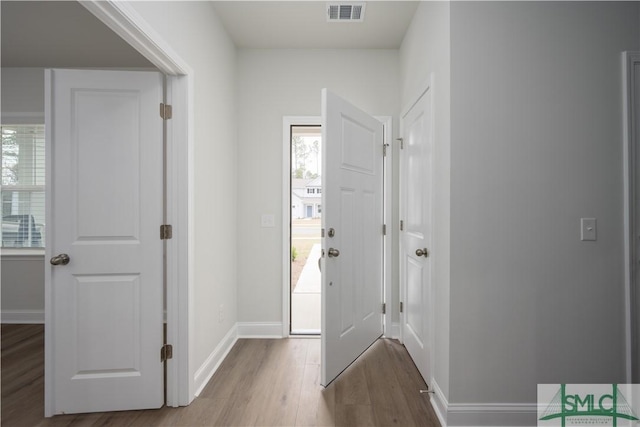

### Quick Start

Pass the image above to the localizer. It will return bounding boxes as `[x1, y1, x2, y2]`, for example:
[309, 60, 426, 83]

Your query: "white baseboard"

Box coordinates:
[237, 321, 284, 338]
[446, 403, 537, 426]
[193, 323, 238, 397]
[1, 309, 44, 324]
[429, 379, 537, 426]
[430, 379, 448, 426]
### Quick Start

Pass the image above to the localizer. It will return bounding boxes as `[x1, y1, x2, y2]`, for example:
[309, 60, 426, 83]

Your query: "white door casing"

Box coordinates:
[321, 89, 384, 386]
[45, 69, 164, 414]
[400, 80, 434, 384]
[624, 51, 640, 382]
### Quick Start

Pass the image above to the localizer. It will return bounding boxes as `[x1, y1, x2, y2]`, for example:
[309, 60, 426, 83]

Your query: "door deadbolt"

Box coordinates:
[328, 228, 335, 238]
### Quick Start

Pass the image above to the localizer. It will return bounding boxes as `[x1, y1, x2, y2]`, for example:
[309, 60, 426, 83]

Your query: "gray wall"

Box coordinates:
[400, 3, 639, 423]
[1, 68, 44, 115]
[449, 0, 639, 410]
[1, 255, 44, 321]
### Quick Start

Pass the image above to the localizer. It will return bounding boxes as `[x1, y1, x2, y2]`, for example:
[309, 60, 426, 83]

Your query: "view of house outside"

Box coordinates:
[291, 126, 322, 333]
[291, 128, 322, 287]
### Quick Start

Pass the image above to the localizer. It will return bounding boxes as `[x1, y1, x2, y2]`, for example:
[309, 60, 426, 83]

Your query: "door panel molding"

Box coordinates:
[399, 75, 434, 385]
[321, 89, 384, 386]
[46, 69, 164, 415]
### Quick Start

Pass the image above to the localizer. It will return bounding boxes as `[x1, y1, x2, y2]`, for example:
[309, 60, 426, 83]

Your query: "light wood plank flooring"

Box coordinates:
[2, 324, 440, 426]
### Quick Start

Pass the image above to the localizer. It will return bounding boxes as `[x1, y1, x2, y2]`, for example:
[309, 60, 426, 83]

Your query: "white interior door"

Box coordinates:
[321, 89, 384, 386]
[45, 69, 164, 415]
[400, 82, 433, 383]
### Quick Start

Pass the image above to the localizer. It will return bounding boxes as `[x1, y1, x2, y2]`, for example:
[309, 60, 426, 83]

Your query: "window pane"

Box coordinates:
[1, 125, 46, 248]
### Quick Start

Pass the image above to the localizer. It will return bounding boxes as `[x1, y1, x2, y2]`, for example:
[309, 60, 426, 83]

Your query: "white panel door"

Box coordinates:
[400, 83, 433, 383]
[45, 69, 164, 414]
[321, 89, 384, 386]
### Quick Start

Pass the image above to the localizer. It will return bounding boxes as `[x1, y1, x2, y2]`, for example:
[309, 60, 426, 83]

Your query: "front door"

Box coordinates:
[321, 89, 384, 386]
[45, 69, 164, 415]
[400, 81, 433, 383]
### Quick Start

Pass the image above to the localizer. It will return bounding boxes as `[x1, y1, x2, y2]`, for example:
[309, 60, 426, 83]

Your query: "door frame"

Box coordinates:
[623, 51, 640, 383]
[44, 1, 193, 415]
[282, 116, 321, 337]
[281, 115, 393, 338]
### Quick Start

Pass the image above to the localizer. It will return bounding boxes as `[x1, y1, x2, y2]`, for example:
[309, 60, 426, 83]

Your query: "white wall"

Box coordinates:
[448, 0, 639, 421]
[399, 0, 451, 402]
[125, 1, 238, 394]
[236, 49, 400, 325]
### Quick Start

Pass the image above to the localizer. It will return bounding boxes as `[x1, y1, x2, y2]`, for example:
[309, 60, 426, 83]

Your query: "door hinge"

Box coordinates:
[397, 137, 404, 149]
[383, 224, 387, 235]
[161, 344, 173, 362]
[382, 303, 386, 314]
[160, 224, 173, 240]
[400, 302, 404, 313]
[383, 144, 389, 157]
[400, 220, 404, 231]
[160, 103, 173, 120]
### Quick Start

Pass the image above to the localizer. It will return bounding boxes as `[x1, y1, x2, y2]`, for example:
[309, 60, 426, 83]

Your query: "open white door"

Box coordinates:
[321, 89, 384, 386]
[400, 82, 433, 383]
[45, 69, 164, 415]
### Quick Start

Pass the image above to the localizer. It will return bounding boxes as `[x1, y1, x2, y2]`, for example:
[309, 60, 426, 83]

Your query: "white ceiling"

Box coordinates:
[1, 1, 418, 69]
[211, 1, 419, 49]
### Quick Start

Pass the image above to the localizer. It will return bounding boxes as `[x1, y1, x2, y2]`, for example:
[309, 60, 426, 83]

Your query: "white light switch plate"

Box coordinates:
[581, 218, 596, 241]
[261, 214, 275, 228]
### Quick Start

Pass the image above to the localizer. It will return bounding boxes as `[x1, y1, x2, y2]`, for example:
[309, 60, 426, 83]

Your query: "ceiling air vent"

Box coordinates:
[327, 2, 365, 22]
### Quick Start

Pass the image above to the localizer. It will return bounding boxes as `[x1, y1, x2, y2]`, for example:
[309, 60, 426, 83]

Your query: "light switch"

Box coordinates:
[261, 214, 275, 228]
[581, 218, 596, 241]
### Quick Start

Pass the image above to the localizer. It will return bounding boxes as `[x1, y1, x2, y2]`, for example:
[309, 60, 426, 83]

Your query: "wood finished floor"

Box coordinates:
[1, 324, 441, 426]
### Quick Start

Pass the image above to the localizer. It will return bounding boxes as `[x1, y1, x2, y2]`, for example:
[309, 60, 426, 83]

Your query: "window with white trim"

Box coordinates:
[1, 124, 45, 248]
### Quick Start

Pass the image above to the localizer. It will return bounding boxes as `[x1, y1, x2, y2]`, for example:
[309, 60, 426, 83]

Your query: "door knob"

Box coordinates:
[415, 248, 429, 258]
[50, 253, 70, 266]
[328, 248, 340, 258]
